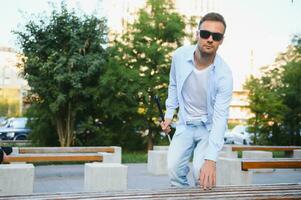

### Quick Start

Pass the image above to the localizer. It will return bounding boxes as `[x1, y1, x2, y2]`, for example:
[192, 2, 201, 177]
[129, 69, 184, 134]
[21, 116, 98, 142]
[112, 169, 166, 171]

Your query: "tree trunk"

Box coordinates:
[146, 115, 154, 150]
[147, 131, 153, 150]
[56, 102, 75, 147]
[254, 113, 259, 144]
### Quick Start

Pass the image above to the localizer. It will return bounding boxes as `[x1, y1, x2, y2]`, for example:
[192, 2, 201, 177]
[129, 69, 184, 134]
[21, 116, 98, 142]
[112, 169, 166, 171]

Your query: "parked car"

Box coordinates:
[0, 117, 31, 140]
[224, 125, 253, 145]
[224, 129, 235, 144]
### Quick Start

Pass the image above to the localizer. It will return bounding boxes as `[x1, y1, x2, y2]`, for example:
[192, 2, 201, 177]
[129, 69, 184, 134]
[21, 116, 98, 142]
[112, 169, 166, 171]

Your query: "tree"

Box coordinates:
[15, 4, 108, 146]
[245, 35, 301, 145]
[281, 36, 301, 145]
[244, 69, 287, 145]
[101, 0, 186, 150]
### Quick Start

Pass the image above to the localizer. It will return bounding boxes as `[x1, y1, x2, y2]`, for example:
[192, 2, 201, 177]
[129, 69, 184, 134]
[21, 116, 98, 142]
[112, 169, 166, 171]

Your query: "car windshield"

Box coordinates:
[232, 125, 247, 134]
[5, 118, 28, 128]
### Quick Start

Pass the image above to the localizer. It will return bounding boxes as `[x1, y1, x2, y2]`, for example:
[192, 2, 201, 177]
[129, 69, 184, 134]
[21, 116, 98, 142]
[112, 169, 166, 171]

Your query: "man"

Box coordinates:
[161, 12, 233, 190]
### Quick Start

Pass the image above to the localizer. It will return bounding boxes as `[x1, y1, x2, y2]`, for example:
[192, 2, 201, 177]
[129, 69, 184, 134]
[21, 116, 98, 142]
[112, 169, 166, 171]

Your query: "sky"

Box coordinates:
[1, 0, 301, 90]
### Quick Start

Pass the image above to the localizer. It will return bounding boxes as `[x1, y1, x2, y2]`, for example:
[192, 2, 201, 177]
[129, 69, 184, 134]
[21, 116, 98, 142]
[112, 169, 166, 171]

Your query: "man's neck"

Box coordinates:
[194, 47, 215, 70]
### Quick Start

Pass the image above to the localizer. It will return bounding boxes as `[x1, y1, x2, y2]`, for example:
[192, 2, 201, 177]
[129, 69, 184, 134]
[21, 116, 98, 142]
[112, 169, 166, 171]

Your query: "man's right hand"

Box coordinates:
[160, 119, 172, 134]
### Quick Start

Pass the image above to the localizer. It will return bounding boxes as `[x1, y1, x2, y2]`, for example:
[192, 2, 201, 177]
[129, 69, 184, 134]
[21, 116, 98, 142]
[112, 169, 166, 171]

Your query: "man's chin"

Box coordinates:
[201, 51, 215, 57]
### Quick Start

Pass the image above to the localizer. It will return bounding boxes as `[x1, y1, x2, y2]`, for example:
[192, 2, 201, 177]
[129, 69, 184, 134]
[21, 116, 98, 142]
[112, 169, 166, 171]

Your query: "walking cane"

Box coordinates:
[154, 95, 171, 143]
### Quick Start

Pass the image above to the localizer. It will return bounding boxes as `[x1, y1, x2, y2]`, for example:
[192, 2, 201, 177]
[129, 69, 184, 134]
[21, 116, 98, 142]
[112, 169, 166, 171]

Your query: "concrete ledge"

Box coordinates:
[0, 164, 34, 195]
[147, 150, 168, 175]
[84, 163, 127, 192]
[222, 145, 233, 152]
[242, 151, 274, 173]
[293, 150, 301, 171]
[98, 146, 121, 163]
[217, 157, 252, 186]
[293, 150, 301, 158]
[110, 146, 122, 163]
[153, 146, 169, 151]
[12, 147, 19, 155]
[218, 150, 237, 158]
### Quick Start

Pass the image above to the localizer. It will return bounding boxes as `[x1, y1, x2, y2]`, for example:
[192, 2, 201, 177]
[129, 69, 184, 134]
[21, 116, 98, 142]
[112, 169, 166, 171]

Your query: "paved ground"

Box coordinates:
[34, 163, 301, 193]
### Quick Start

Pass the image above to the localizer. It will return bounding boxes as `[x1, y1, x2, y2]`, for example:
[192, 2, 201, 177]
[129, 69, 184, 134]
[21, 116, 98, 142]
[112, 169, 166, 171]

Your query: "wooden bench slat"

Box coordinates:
[6, 153, 103, 163]
[231, 145, 301, 152]
[242, 159, 301, 171]
[0, 184, 300, 200]
[19, 147, 115, 154]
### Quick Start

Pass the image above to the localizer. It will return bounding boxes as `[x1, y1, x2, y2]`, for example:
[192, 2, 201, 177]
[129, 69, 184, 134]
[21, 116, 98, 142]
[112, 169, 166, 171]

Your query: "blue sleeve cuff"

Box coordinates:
[204, 143, 219, 162]
[164, 109, 175, 120]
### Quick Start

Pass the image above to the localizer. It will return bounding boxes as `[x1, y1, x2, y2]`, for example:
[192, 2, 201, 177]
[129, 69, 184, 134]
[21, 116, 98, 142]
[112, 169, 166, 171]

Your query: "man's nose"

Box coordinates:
[207, 35, 213, 42]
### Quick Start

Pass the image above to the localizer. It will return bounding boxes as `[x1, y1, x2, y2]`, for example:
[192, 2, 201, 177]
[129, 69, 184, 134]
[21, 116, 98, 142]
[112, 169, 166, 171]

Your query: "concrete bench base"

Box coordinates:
[218, 150, 237, 158]
[100, 146, 121, 163]
[153, 146, 169, 151]
[242, 151, 274, 173]
[147, 150, 168, 175]
[293, 149, 301, 158]
[217, 157, 253, 185]
[0, 164, 34, 195]
[84, 163, 127, 192]
[293, 150, 301, 171]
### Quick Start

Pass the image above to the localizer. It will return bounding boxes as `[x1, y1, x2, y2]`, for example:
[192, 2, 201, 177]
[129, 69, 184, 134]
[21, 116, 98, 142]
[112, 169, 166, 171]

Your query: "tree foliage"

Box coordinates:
[15, 4, 108, 146]
[245, 35, 301, 145]
[98, 0, 186, 150]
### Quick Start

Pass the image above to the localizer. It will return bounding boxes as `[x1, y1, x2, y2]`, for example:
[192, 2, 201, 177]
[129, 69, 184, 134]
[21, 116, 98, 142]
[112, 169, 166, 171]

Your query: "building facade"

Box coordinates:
[0, 47, 29, 116]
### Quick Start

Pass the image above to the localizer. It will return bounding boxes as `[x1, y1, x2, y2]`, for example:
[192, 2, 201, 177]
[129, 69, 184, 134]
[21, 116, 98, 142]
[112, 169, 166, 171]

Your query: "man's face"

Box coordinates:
[196, 20, 225, 55]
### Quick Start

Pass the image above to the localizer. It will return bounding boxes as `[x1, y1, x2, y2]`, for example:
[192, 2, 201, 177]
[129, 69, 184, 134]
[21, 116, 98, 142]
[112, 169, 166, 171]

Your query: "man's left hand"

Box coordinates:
[199, 160, 216, 190]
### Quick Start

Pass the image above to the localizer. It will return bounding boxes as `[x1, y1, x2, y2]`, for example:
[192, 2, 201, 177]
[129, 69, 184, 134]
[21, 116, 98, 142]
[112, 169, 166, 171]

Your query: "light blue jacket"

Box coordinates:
[165, 45, 233, 161]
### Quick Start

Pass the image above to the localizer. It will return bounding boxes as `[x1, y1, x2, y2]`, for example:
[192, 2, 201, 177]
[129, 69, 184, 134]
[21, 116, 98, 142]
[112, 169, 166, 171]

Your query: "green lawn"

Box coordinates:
[122, 151, 147, 163]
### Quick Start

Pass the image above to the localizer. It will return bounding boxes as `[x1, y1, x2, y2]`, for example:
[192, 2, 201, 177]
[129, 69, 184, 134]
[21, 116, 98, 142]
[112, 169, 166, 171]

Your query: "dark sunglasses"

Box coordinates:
[199, 30, 224, 41]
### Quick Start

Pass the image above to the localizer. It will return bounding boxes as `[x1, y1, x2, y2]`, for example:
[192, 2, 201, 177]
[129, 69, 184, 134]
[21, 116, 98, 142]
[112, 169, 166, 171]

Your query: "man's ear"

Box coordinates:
[195, 30, 199, 40]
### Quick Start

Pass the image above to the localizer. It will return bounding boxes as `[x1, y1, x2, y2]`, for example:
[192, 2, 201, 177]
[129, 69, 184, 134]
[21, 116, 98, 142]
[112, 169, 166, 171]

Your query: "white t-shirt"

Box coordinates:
[182, 64, 212, 121]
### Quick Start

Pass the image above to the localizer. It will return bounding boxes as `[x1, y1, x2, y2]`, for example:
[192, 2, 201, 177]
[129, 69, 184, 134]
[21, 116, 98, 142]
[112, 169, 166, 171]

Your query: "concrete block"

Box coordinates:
[153, 146, 169, 151]
[242, 151, 274, 173]
[221, 145, 233, 153]
[0, 164, 34, 195]
[147, 150, 168, 175]
[12, 147, 19, 155]
[293, 150, 301, 158]
[293, 150, 301, 171]
[219, 150, 237, 158]
[217, 157, 252, 186]
[99, 146, 121, 163]
[110, 146, 122, 163]
[84, 163, 127, 192]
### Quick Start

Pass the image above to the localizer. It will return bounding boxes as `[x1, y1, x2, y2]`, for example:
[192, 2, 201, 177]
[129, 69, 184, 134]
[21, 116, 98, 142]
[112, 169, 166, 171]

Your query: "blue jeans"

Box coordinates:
[167, 122, 210, 187]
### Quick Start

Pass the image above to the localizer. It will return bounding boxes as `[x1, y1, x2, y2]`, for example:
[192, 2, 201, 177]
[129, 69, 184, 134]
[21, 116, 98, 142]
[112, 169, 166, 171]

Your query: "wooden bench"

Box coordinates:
[18, 146, 115, 154]
[0, 184, 300, 199]
[5, 153, 103, 163]
[6, 146, 122, 163]
[232, 145, 301, 157]
[231, 145, 301, 152]
[241, 158, 301, 171]
[217, 157, 301, 185]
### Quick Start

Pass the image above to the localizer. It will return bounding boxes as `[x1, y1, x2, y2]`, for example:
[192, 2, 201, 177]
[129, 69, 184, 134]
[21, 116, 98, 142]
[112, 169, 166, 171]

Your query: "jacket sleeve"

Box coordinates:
[205, 71, 233, 162]
[165, 55, 179, 120]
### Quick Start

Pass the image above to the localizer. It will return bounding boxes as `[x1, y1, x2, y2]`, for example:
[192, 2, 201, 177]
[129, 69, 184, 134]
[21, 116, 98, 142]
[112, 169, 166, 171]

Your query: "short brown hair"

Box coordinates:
[198, 12, 226, 33]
